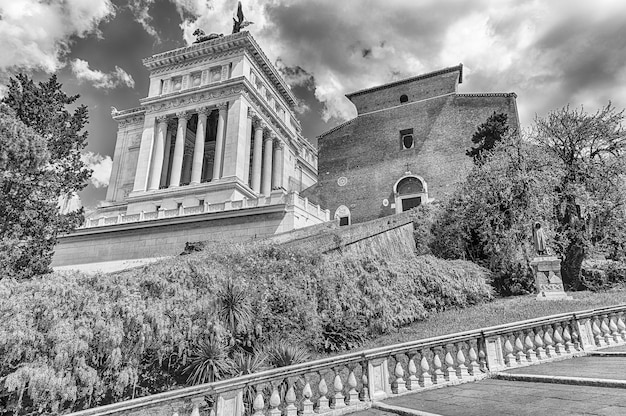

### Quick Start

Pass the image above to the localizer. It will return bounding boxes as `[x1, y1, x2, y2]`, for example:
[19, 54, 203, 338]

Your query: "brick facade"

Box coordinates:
[303, 64, 519, 224]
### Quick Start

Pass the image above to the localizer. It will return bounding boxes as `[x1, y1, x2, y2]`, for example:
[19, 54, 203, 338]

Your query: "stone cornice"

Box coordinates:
[111, 106, 145, 121]
[142, 31, 297, 110]
[456, 92, 518, 98]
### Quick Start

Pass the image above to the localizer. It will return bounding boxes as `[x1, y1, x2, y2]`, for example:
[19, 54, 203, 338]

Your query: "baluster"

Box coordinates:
[504, 336, 517, 367]
[609, 314, 621, 344]
[419, 351, 433, 387]
[478, 345, 487, 372]
[393, 357, 407, 394]
[253, 389, 265, 416]
[601, 315, 614, 345]
[285, 382, 297, 416]
[617, 312, 626, 341]
[444, 347, 459, 382]
[302, 381, 314, 416]
[333, 369, 345, 409]
[592, 316, 607, 347]
[468, 344, 480, 375]
[534, 330, 546, 360]
[317, 374, 330, 413]
[456, 343, 470, 379]
[269, 384, 281, 416]
[571, 325, 581, 351]
[553, 324, 564, 355]
[360, 361, 370, 401]
[562, 324, 574, 353]
[432, 349, 445, 384]
[544, 327, 556, 357]
[407, 352, 419, 390]
[524, 332, 538, 363]
[347, 368, 359, 405]
[514, 334, 526, 364]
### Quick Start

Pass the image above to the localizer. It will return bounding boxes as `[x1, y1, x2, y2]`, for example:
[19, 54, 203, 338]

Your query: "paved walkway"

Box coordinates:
[357, 345, 626, 416]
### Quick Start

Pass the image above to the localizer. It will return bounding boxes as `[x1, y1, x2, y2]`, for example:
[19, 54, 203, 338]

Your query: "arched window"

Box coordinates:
[400, 94, 408, 103]
[393, 175, 428, 213]
[334, 205, 351, 226]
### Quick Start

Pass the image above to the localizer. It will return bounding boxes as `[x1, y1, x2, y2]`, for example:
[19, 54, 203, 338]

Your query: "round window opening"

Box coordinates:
[400, 94, 408, 103]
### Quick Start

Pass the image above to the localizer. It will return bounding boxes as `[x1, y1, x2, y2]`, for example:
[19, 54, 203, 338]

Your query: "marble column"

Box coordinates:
[250, 119, 264, 193]
[261, 133, 274, 196]
[132, 115, 156, 192]
[273, 140, 285, 190]
[182, 151, 192, 184]
[148, 116, 168, 191]
[191, 108, 209, 184]
[169, 111, 189, 187]
[243, 108, 254, 185]
[160, 125, 174, 187]
[212, 103, 227, 180]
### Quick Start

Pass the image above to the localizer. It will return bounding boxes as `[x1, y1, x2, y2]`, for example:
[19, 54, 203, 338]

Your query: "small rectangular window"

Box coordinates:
[339, 216, 349, 226]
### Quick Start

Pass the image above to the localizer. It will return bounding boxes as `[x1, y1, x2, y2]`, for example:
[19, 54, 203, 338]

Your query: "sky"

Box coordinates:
[1, 0, 626, 210]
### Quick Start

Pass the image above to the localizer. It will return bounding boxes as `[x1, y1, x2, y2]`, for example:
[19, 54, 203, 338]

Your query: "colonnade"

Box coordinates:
[142, 103, 285, 197]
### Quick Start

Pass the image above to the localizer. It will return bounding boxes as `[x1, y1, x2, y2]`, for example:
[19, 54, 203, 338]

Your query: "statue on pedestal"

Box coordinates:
[529, 220, 572, 300]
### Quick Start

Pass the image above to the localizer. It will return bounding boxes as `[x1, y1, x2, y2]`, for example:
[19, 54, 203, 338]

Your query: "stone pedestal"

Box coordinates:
[530, 256, 573, 300]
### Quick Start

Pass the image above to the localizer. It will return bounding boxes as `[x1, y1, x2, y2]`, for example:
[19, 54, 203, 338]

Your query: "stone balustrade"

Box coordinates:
[66, 305, 626, 416]
[81, 192, 331, 229]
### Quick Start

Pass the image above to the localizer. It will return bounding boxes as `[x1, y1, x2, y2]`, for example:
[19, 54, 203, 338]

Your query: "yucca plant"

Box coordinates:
[218, 279, 252, 335]
[184, 337, 233, 385]
[264, 341, 310, 368]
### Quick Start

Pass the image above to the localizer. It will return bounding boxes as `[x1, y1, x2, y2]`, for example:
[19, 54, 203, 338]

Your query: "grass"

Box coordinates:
[356, 288, 626, 351]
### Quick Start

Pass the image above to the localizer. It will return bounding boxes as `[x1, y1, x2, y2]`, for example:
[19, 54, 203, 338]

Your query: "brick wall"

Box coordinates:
[304, 69, 519, 224]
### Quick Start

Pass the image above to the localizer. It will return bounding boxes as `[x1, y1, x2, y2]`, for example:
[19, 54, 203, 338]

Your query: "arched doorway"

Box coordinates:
[334, 205, 351, 226]
[393, 175, 428, 213]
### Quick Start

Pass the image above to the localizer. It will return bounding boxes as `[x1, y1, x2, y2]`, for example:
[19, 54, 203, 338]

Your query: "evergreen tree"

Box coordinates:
[466, 111, 510, 163]
[1, 74, 91, 278]
[0, 105, 57, 277]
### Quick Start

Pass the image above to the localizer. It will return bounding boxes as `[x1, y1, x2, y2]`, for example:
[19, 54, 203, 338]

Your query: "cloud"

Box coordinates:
[71, 59, 135, 89]
[81, 152, 112, 188]
[0, 0, 115, 77]
[128, 0, 160, 41]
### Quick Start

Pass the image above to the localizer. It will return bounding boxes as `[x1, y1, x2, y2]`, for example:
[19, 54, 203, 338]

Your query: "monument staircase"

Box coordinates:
[67, 304, 626, 416]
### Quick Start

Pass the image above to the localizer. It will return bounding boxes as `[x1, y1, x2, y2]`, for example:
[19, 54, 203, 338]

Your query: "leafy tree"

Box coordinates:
[466, 111, 510, 163]
[0, 105, 58, 277]
[1, 74, 91, 278]
[433, 133, 558, 295]
[533, 104, 626, 289]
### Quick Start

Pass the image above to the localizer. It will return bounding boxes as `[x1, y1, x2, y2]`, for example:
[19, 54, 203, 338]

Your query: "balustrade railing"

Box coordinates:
[80, 192, 329, 230]
[68, 305, 626, 416]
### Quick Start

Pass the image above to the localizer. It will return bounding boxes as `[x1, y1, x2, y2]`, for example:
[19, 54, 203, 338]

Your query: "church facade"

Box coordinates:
[303, 64, 519, 225]
[52, 31, 328, 270]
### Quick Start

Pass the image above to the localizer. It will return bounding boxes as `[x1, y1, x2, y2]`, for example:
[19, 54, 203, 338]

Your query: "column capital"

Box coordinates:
[156, 115, 169, 124]
[264, 132, 275, 143]
[197, 106, 212, 116]
[176, 111, 191, 121]
[215, 102, 228, 111]
[247, 107, 256, 119]
[253, 118, 266, 131]
[275, 139, 285, 150]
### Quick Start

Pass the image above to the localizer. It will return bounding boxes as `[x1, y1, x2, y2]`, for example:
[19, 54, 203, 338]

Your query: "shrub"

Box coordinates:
[0, 243, 492, 414]
[581, 260, 626, 291]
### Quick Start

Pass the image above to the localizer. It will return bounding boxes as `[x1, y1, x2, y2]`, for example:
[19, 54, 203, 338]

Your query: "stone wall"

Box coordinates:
[280, 212, 416, 259]
[52, 207, 291, 268]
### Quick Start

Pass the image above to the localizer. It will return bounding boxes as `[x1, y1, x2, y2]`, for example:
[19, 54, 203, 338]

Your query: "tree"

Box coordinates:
[466, 112, 510, 163]
[0, 105, 59, 277]
[1, 74, 91, 278]
[433, 133, 559, 294]
[533, 104, 626, 289]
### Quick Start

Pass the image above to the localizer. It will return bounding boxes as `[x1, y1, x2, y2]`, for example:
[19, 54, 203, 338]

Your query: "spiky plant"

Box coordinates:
[264, 341, 310, 368]
[218, 279, 252, 335]
[184, 337, 233, 385]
